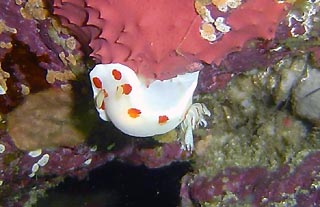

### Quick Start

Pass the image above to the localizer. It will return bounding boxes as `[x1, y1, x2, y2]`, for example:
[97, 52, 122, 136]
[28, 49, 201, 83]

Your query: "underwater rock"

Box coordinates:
[7, 88, 87, 150]
[1, 0, 320, 206]
[0, 0, 83, 113]
[179, 54, 320, 206]
[179, 60, 320, 206]
[0, 129, 189, 206]
[250, 55, 320, 125]
[181, 151, 320, 206]
[293, 66, 320, 124]
[0, 63, 10, 95]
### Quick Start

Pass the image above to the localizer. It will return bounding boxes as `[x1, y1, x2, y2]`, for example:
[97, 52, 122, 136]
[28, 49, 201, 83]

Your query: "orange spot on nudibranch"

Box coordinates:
[93, 77, 102, 88]
[112, 69, 122, 80]
[158, 115, 169, 124]
[128, 108, 141, 118]
[120, 84, 132, 95]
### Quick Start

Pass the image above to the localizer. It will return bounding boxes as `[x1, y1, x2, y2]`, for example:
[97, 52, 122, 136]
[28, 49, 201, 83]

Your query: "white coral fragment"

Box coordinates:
[84, 158, 92, 165]
[28, 149, 42, 157]
[29, 163, 40, 177]
[200, 22, 217, 42]
[0, 144, 5, 153]
[215, 17, 231, 33]
[227, 0, 242, 9]
[37, 154, 49, 167]
[214, 0, 242, 12]
[0, 63, 10, 95]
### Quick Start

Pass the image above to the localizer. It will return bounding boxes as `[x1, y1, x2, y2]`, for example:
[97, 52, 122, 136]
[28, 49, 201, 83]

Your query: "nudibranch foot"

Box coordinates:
[180, 103, 211, 151]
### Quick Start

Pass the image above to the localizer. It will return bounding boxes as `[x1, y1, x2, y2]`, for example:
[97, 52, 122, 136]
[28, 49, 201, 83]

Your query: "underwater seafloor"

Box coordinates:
[1, 0, 320, 206]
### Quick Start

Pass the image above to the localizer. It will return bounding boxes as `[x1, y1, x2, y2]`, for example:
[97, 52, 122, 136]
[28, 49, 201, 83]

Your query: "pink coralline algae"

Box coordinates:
[2, 0, 320, 206]
[0, 127, 189, 206]
[52, 0, 289, 81]
[180, 152, 320, 206]
[0, 0, 82, 113]
[52, 0, 205, 81]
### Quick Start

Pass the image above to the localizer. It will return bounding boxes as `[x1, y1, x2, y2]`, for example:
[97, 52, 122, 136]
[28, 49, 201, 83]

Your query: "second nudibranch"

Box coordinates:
[89, 63, 210, 150]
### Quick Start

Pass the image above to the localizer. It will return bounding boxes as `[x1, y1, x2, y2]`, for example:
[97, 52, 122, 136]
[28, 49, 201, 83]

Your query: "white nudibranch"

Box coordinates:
[89, 63, 210, 150]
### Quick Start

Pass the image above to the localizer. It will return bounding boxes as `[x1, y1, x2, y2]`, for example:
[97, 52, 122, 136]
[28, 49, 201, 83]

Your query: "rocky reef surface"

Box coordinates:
[0, 0, 320, 206]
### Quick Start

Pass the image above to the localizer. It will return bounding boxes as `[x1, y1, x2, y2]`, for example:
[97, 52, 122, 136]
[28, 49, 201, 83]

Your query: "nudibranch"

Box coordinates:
[90, 63, 210, 150]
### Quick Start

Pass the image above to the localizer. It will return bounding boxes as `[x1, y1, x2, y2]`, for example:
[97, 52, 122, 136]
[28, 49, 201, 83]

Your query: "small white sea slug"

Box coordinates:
[89, 63, 210, 150]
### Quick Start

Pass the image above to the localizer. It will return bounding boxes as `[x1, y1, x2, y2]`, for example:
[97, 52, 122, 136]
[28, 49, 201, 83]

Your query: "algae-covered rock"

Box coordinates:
[7, 88, 88, 150]
[193, 72, 313, 177]
[182, 55, 320, 206]
[293, 66, 320, 124]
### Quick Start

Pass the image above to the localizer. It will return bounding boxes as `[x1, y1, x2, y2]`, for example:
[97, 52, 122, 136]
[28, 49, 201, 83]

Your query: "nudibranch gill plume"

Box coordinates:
[90, 63, 210, 150]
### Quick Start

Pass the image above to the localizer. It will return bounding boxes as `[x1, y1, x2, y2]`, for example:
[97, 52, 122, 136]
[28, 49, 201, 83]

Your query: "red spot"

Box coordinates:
[158, 115, 169, 124]
[93, 77, 102, 88]
[112, 69, 122, 80]
[128, 108, 141, 118]
[121, 84, 132, 95]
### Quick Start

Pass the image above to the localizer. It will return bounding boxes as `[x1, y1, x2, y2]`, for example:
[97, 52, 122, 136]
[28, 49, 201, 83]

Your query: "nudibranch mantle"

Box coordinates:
[90, 63, 210, 150]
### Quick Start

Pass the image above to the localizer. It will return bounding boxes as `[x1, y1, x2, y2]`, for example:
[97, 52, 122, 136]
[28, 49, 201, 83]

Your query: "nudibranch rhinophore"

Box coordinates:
[89, 63, 210, 150]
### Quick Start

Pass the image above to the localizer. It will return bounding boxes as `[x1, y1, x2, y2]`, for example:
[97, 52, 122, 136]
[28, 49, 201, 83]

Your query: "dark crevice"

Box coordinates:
[0, 37, 50, 113]
[36, 161, 191, 207]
